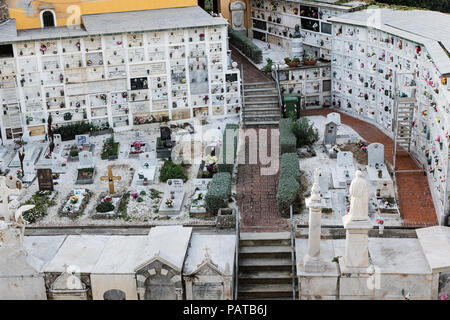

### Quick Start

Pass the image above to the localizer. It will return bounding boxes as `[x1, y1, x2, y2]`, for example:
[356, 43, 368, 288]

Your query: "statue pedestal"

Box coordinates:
[342, 215, 372, 269]
[291, 37, 303, 59]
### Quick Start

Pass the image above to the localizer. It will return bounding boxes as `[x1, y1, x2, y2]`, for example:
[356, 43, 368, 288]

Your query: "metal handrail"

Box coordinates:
[289, 205, 296, 300]
[273, 64, 283, 111]
[240, 63, 245, 127]
[234, 206, 240, 300]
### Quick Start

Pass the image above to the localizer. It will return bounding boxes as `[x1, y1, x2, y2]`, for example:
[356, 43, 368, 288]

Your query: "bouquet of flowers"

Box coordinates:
[165, 198, 174, 208]
[70, 195, 79, 204]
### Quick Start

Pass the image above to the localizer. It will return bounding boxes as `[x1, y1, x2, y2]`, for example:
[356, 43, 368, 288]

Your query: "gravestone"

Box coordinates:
[75, 134, 90, 146]
[159, 179, 186, 215]
[22, 159, 37, 183]
[132, 152, 158, 187]
[190, 179, 211, 214]
[53, 134, 62, 147]
[331, 151, 355, 189]
[37, 168, 54, 191]
[230, 1, 247, 33]
[319, 171, 330, 199]
[160, 127, 171, 141]
[327, 112, 341, 125]
[323, 121, 338, 159]
[78, 151, 94, 169]
[366, 143, 395, 200]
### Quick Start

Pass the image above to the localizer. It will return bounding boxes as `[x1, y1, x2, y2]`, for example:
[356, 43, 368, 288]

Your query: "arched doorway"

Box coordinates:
[103, 289, 126, 300]
[144, 274, 177, 300]
[41, 10, 56, 28]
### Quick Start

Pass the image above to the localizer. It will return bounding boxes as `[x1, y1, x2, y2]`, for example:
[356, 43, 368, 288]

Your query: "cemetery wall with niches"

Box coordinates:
[0, 25, 241, 144]
[278, 63, 331, 108]
[330, 22, 450, 222]
[250, 0, 366, 60]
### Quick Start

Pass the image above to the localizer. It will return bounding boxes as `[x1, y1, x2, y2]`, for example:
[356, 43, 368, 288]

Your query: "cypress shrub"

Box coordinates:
[228, 27, 263, 64]
[205, 172, 232, 215]
[279, 118, 296, 154]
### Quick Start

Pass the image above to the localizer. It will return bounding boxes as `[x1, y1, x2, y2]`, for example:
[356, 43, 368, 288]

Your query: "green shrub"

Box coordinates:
[205, 172, 232, 215]
[69, 149, 79, 157]
[291, 117, 319, 148]
[160, 160, 188, 182]
[96, 201, 115, 213]
[281, 153, 300, 181]
[261, 58, 273, 74]
[279, 118, 296, 154]
[53, 122, 94, 141]
[21, 191, 56, 223]
[218, 123, 239, 174]
[373, 0, 449, 13]
[228, 27, 263, 64]
[276, 175, 299, 215]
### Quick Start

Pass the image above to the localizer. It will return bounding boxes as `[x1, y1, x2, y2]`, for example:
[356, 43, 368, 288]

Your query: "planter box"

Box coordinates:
[91, 192, 123, 219]
[75, 168, 95, 184]
[216, 208, 236, 229]
[101, 142, 120, 160]
[128, 143, 150, 158]
[90, 128, 113, 136]
[67, 144, 95, 162]
[58, 189, 92, 219]
[196, 161, 217, 179]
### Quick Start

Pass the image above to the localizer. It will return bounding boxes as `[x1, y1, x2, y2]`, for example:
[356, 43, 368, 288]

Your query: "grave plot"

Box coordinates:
[0, 145, 12, 175]
[366, 143, 399, 217]
[331, 151, 355, 189]
[126, 188, 163, 219]
[100, 135, 120, 160]
[35, 134, 68, 174]
[189, 179, 211, 215]
[75, 151, 95, 184]
[128, 132, 150, 157]
[159, 179, 186, 216]
[132, 152, 158, 187]
[156, 126, 175, 159]
[92, 166, 124, 219]
[197, 141, 220, 179]
[67, 134, 95, 161]
[9, 144, 42, 183]
[58, 188, 92, 219]
[319, 169, 333, 214]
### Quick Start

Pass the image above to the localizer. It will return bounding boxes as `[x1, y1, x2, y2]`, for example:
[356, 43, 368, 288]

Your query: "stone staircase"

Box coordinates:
[242, 82, 281, 128]
[395, 101, 415, 152]
[238, 232, 296, 300]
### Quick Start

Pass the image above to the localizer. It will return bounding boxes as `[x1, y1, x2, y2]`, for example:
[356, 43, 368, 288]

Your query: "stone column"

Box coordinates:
[303, 169, 325, 273]
[223, 276, 233, 300]
[184, 278, 193, 300]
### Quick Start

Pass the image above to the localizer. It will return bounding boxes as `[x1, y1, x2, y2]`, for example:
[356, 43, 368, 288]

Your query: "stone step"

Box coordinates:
[238, 284, 293, 299]
[239, 257, 292, 271]
[244, 106, 280, 113]
[243, 113, 280, 120]
[239, 233, 290, 246]
[244, 89, 278, 96]
[244, 94, 279, 102]
[244, 82, 276, 89]
[242, 120, 280, 128]
[239, 270, 293, 283]
[240, 245, 291, 258]
[245, 100, 279, 106]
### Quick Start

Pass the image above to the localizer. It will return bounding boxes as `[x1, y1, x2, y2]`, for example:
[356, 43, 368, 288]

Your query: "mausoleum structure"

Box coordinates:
[329, 9, 450, 224]
[0, 5, 241, 144]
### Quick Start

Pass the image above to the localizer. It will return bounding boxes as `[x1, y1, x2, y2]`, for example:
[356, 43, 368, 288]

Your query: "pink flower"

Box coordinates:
[131, 193, 138, 199]
[441, 294, 448, 300]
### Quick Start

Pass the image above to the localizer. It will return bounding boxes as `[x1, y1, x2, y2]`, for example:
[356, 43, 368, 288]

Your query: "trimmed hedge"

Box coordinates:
[276, 175, 300, 215]
[374, 0, 449, 13]
[218, 123, 239, 174]
[277, 153, 300, 215]
[279, 118, 296, 154]
[281, 153, 300, 182]
[228, 27, 263, 64]
[205, 172, 232, 215]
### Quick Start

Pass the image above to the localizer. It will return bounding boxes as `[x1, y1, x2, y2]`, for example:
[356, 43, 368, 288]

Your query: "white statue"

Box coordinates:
[0, 175, 22, 222]
[347, 170, 369, 221]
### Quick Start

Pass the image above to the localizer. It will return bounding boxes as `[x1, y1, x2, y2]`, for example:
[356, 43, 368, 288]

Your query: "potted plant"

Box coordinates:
[284, 57, 300, 68]
[303, 53, 317, 66]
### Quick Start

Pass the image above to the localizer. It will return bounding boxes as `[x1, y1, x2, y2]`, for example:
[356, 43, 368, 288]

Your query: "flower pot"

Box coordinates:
[303, 60, 317, 66]
[286, 61, 300, 68]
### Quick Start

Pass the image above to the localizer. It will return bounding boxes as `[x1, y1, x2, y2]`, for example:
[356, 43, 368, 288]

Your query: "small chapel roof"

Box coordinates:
[183, 234, 235, 275]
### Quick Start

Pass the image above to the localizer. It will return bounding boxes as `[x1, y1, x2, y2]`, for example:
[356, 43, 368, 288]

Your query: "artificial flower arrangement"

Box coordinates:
[165, 198, 175, 208]
[70, 195, 79, 204]
[131, 141, 144, 154]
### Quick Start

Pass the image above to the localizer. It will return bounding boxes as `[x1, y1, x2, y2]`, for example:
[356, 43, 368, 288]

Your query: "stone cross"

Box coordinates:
[100, 165, 121, 194]
[203, 245, 211, 258]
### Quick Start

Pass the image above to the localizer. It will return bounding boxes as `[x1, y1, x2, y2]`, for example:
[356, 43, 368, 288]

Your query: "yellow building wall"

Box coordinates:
[8, 0, 198, 30]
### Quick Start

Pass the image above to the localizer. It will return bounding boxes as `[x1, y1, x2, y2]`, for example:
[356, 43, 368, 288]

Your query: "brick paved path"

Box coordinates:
[302, 108, 438, 227]
[236, 128, 289, 232]
[231, 48, 273, 83]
